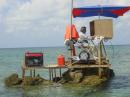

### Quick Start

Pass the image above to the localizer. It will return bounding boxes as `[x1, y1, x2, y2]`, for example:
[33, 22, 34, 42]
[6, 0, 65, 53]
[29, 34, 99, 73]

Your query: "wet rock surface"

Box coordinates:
[4, 73, 22, 87]
[22, 76, 44, 86]
[4, 74, 50, 87]
[4, 69, 114, 87]
[59, 68, 114, 86]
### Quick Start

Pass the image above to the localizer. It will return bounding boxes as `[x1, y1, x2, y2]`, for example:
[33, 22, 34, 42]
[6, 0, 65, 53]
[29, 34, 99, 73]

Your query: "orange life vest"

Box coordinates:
[64, 24, 79, 40]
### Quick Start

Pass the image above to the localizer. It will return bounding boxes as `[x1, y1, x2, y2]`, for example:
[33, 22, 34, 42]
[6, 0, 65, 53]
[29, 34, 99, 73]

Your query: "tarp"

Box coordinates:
[73, 6, 130, 18]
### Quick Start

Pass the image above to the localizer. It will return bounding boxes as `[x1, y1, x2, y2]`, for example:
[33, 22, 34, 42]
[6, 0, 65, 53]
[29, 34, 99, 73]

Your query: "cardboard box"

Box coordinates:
[90, 19, 113, 39]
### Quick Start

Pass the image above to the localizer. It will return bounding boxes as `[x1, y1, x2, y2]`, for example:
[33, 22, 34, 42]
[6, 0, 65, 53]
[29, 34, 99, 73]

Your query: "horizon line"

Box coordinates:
[0, 44, 130, 49]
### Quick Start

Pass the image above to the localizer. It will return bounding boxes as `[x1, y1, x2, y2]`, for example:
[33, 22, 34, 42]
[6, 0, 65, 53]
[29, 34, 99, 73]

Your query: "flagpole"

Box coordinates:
[70, 0, 73, 57]
[69, 0, 73, 65]
[71, 0, 73, 39]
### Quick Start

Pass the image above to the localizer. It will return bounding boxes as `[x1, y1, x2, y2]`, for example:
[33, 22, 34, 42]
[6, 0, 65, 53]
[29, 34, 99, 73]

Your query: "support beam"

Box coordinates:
[51, 69, 54, 81]
[59, 68, 62, 77]
[30, 70, 32, 77]
[33, 69, 35, 77]
[49, 68, 51, 81]
[54, 69, 57, 82]
[98, 41, 102, 77]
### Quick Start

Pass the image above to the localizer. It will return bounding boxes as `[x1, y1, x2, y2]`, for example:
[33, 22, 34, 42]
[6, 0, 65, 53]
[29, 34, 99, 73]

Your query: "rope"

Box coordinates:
[109, 40, 115, 59]
[104, 40, 115, 63]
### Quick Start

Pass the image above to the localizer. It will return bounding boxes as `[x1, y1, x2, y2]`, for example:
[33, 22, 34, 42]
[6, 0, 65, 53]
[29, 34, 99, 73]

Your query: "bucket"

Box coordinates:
[57, 55, 65, 67]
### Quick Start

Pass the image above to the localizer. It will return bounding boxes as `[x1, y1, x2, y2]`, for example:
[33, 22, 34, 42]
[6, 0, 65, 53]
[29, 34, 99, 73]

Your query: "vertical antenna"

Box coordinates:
[70, 0, 74, 58]
[71, 0, 73, 39]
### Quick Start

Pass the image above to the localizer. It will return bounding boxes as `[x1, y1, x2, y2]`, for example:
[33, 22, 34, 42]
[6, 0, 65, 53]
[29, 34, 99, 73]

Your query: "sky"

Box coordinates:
[0, 0, 130, 48]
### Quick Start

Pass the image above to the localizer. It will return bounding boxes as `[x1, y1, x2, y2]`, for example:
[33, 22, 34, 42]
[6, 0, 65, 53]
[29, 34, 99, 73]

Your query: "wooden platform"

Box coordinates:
[23, 64, 67, 70]
[23, 64, 111, 70]
[67, 64, 111, 69]
[22, 63, 111, 80]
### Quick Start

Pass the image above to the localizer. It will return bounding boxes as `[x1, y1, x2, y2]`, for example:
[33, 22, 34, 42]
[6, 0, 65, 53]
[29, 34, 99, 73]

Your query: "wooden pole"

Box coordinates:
[70, 0, 73, 37]
[54, 69, 57, 82]
[49, 68, 51, 81]
[30, 70, 32, 77]
[51, 69, 54, 81]
[59, 68, 62, 78]
[101, 40, 110, 78]
[98, 40, 102, 77]
[33, 69, 35, 77]
[70, 0, 74, 66]
[22, 64, 26, 79]
[102, 40, 108, 63]
[22, 67, 25, 79]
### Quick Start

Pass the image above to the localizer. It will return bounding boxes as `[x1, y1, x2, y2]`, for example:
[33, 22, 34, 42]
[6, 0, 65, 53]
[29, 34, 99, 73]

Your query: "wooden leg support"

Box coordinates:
[54, 69, 56, 82]
[49, 68, 51, 81]
[51, 69, 53, 81]
[98, 68, 102, 78]
[30, 70, 32, 77]
[33, 69, 35, 77]
[22, 67, 25, 79]
[22, 64, 26, 79]
[59, 68, 62, 78]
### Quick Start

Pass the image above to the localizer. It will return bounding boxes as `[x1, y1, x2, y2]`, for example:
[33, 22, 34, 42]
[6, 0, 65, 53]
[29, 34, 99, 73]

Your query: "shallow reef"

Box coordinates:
[4, 68, 114, 87]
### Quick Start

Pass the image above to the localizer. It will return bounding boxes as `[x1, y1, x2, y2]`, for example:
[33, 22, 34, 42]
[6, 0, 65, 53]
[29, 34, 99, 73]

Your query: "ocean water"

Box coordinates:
[0, 45, 130, 97]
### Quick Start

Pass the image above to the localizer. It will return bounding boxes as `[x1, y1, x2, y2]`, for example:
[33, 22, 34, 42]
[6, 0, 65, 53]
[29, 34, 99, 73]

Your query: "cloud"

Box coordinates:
[0, 0, 130, 48]
[1, 0, 70, 47]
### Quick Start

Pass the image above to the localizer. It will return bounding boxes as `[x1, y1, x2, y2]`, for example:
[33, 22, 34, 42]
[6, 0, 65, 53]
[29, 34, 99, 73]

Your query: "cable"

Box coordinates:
[105, 40, 115, 63]
[109, 40, 115, 59]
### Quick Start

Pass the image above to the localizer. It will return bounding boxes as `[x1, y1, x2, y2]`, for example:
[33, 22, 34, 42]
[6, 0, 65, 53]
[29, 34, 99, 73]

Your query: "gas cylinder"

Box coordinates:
[57, 55, 65, 67]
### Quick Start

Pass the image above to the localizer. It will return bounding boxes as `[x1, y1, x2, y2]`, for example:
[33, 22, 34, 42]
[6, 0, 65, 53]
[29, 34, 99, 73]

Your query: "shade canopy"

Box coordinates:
[73, 6, 130, 18]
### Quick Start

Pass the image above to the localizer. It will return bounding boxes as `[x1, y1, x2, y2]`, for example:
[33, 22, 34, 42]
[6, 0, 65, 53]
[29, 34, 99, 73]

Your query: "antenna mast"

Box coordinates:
[71, 0, 73, 39]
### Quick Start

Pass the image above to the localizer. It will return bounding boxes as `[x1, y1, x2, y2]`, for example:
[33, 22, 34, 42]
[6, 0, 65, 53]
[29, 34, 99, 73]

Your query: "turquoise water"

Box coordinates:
[0, 45, 130, 97]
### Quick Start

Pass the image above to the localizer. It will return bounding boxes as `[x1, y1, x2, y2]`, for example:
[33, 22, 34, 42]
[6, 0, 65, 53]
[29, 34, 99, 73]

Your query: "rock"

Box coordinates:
[60, 68, 114, 86]
[53, 77, 61, 83]
[82, 75, 107, 86]
[22, 74, 51, 86]
[72, 71, 83, 83]
[4, 68, 114, 87]
[22, 76, 44, 86]
[62, 70, 73, 82]
[4, 73, 22, 87]
[5, 73, 51, 87]
[61, 70, 83, 83]
[109, 69, 115, 78]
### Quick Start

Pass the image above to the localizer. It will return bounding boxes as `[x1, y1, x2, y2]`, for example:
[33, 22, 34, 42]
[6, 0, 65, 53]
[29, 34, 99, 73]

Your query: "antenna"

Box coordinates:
[70, 0, 74, 58]
[71, 0, 73, 39]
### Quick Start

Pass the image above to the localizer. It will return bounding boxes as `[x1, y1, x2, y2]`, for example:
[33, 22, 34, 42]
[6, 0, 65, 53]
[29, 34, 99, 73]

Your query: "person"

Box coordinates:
[77, 26, 99, 61]
[79, 26, 87, 41]
[78, 26, 92, 42]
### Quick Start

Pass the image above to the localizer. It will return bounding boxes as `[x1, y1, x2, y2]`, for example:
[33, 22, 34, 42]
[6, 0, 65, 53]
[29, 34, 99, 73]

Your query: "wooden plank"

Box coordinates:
[67, 64, 111, 69]
[23, 64, 111, 70]
[45, 65, 66, 68]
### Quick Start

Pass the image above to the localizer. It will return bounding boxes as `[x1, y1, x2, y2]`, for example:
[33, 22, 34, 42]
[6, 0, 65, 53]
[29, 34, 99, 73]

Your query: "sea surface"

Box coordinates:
[0, 45, 130, 97]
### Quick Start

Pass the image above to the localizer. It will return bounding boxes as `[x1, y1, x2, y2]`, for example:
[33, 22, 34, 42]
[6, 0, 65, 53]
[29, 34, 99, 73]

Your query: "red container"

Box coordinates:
[57, 55, 65, 67]
[25, 52, 43, 67]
